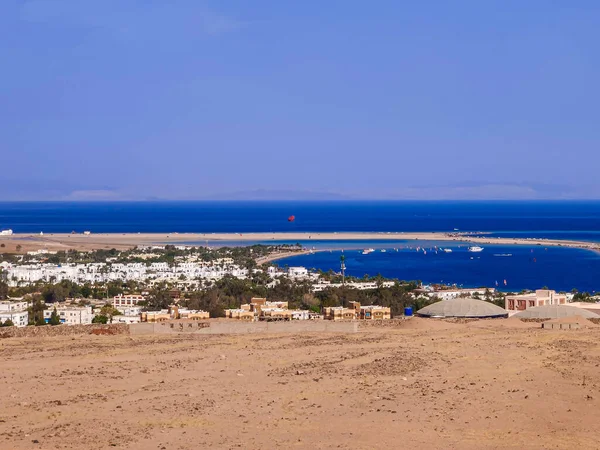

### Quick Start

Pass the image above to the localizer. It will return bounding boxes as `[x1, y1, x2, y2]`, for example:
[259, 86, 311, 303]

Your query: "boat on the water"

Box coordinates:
[468, 246, 484, 252]
[362, 248, 375, 255]
[442, 248, 453, 253]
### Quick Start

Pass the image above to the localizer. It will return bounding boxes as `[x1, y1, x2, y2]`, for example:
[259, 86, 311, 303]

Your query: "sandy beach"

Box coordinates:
[1, 231, 599, 254]
[1, 319, 600, 449]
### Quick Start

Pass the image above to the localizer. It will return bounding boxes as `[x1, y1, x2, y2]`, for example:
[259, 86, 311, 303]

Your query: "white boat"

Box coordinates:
[362, 248, 375, 255]
[493, 253, 513, 257]
[468, 246, 484, 252]
[380, 249, 386, 253]
[442, 248, 453, 253]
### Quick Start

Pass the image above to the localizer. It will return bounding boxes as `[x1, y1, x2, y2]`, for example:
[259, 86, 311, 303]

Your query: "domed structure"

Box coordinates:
[513, 305, 599, 319]
[416, 298, 508, 319]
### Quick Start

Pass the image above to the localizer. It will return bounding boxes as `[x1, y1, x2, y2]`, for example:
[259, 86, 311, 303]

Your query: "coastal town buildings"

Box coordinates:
[356, 304, 392, 320]
[323, 306, 357, 321]
[266, 266, 319, 282]
[505, 289, 567, 313]
[239, 298, 288, 312]
[141, 310, 171, 323]
[225, 298, 311, 321]
[43, 306, 94, 325]
[141, 305, 209, 323]
[224, 309, 255, 321]
[287, 267, 309, 279]
[115, 306, 144, 317]
[0, 300, 29, 327]
[26, 249, 57, 256]
[291, 310, 311, 320]
[2, 261, 250, 286]
[312, 280, 395, 292]
[178, 308, 210, 320]
[113, 315, 141, 324]
[414, 287, 497, 301]
[113, 294, 146, 308]
[260, 308, 293, 321]
[324, 302, 392, 320]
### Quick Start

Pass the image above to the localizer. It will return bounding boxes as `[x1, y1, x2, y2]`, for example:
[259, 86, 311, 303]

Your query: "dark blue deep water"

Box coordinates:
[277, 244, 600, 293]
[2, 201, 600, 235]
[1, 201, 600, 291]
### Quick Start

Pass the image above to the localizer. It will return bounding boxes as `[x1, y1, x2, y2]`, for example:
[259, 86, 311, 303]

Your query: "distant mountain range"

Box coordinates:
[198, 189, 354, 201]
[2, 182, 600, 201]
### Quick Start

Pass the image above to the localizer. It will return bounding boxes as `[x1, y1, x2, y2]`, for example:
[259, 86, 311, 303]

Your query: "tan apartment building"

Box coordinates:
[323, 306, 357, 321]
[141, 305, 209, 322]
[260, 309, 293, 321]
[113, 294, 146, 308]
[505, 289, 567, 313]
[226, 298, 313, 321]
[178, 309, 210, 321]
[240, 298, 288, 313]
[227, 298, 295, 321]
[358, 305, 391, 320]
[141, 310, 171, 323]
[349, 302, 391, 320]
[324, 302, 392, 321]
[225, 309, 256, 321]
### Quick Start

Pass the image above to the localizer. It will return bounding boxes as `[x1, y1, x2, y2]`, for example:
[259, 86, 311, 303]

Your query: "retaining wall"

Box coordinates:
[0, 320, 359, 339]
[0, 323, 129, 338]
[130, 320, 358, 335]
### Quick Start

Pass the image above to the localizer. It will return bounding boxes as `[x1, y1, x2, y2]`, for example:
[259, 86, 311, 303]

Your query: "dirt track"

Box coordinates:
[1, 318, 600, 449]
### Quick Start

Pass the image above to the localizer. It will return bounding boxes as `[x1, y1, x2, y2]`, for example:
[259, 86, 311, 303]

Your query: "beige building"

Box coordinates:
[260, 309, 293, 321]
[225, 309, 256, 321]
[113, 294, 146, 308]
[141, 305, 209, 323]
[505, 289, 567, 313]
[178, 309, 210, 321]
[323, 306, 357, 321]
[358, 305, 391, 320]
[226, 298, 308, 321]
[240, 298, 288, 313]
[141, 311, 171, 323]
[324, 302, 391, 321]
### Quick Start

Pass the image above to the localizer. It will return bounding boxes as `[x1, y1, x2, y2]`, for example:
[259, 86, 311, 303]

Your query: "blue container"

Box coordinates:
[404, 307, 413, 317]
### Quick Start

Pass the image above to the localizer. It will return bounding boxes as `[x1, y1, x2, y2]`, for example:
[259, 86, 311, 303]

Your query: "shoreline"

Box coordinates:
[1, 231, 600, 254]
[254, 249, 317, 265]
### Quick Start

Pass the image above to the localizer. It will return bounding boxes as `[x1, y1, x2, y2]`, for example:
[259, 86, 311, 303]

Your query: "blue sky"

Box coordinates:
[1, 1, 599, 200]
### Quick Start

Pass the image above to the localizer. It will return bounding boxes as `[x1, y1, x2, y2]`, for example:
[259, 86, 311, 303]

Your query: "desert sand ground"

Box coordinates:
[1, 231, 598, 254]
[1, 318, 600, 449]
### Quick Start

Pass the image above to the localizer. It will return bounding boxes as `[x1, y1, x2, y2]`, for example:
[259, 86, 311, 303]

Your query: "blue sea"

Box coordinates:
[276, 245, 600, 293]
[2, 201, 600, 292]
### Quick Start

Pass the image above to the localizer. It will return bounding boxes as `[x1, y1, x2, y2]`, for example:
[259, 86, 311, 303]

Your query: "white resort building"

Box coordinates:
[43, 306, 94, 325]
[0, 301, 29, 327]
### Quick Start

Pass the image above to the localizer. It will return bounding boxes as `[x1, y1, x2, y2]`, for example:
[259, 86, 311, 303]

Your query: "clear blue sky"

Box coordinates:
[1, 1, 599, 200]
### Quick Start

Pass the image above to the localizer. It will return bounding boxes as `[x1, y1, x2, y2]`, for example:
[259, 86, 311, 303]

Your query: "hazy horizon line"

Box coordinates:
[2, 199, 600, 203]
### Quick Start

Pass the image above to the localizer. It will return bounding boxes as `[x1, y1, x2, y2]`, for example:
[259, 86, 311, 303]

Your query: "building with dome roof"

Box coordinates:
[513, 305, 599, 320]
[416, 298, 508, 319]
